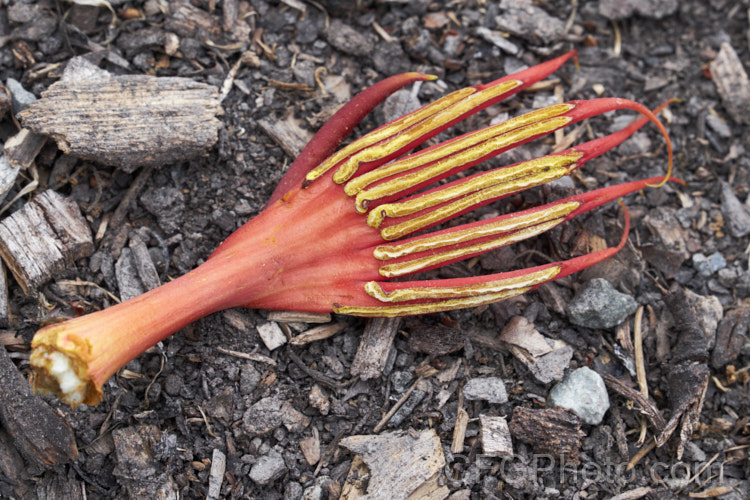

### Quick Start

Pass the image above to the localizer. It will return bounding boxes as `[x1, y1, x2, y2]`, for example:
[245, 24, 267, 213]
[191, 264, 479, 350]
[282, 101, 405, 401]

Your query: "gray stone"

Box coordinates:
[705, 113, 732, 138]
[325, 20, 373, 57]
[682, 441, 707, 463]
[567, 279, 638, 329]
[285, 481, 304, 500]
[599, 0, 678, 20]
[249, 450, 286, 485]
[692, 253, 713, 278]
[463, 377, 508, 404]
[240, 363, 261, 395]
[720, 182, 750, 238]
[548, 367, 610, 425]
[381, 89, 422, 125]
[5, 78, 36, 114]
[495, 0, 565, 45]
[475, 27, 520, 55]
[708, 252, 727, 274]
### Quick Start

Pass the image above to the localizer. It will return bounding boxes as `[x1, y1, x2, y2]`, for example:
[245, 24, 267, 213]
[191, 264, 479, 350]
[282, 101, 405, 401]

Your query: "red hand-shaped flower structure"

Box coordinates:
[31, 51, 673, 405]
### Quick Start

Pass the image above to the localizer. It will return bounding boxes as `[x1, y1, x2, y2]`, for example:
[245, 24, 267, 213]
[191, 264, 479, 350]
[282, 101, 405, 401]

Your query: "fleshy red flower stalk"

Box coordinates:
[30, 51, 674, 406]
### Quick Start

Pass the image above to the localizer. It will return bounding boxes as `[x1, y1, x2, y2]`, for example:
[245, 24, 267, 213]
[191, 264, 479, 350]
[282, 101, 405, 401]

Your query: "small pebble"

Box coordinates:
[548, 367, 610, 425]
[692, 253, 713, 278]
[249, 450, 286, 485]
[5, 78, 36, 113]
[567, 278, 638, 329]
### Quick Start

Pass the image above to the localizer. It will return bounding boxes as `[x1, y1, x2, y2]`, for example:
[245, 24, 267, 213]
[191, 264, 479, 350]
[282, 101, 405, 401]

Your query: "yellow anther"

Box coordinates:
[330, 80, 524, 184]
[365, 266, 561, 302]
[374, 201, 580, 260]
[344, 103, 575, 198]
[379, 219, 564, 277]
[366, 150, 581, 227]
[334, 265, 562, 316]
[305, 88, 477, 183]
[333, 287, 532, 317]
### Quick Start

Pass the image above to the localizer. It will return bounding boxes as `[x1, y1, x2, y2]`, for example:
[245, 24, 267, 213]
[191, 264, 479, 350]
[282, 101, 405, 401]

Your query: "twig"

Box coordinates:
[373, 377, 423, 433]
[287, 347, 346, 390]
[216, 346, 277, 366]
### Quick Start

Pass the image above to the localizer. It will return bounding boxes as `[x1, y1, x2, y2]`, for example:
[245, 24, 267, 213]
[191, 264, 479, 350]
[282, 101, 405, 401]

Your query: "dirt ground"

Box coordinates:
[0, 0, 749, 498]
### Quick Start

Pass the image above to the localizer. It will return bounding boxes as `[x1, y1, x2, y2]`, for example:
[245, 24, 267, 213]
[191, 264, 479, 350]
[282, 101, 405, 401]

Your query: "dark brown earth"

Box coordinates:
[0, 0, 749, 498]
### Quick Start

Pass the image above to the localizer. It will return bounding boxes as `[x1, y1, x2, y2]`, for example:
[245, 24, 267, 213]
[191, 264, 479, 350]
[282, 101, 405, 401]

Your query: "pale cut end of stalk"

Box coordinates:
[30, 327, 101, 406]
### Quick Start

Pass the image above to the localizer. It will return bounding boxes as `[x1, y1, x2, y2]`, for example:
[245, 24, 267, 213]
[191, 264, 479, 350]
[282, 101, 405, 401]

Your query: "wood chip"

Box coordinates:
[508, 406, 584, 463]
[0, 265, 8, 328]
[3, 128, 45, 169]
[603, 374, 667, 434]
[257, 321, 287, 351]
[0, 428, 32, 498]
[35, 472, 85, 500]
[207, 448, 226, 500]
[266, 310, 331, 323]
[308, 384, 330, 415]
[450, 407, 468, 453]
[290, 322, 346, 346]
[258, 114, 313, 160]
[709, 42, 750, 124]
[299, 429, 321, 466]
[0, 155, 20, 206]
[165, 2, 222, 38]
[0, 190, 93, 293]
[351, 317, 401, 380]
[0, 345, 78, 468]
[479, 415, 513, 458]
[340, 429, 449, 500]
[407, 322, 466, 355]
[608, 486, 653, 500]
[112, 425, 179, 498]
[19, 74, 221, 173]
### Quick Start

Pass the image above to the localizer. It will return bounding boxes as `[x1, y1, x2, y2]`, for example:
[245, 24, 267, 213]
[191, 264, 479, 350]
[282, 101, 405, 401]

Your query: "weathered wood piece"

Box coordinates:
[258, 115, 313, 159]
[35, 472, 85, 500]
[709, 42, 750, 125]
[450, 407, 469, 453]
[0, 345, 79, 468]
[267, 310, 331, 323]
[206, 448, 226, 500]
[290, 322, 346, 346]
[603, 374, 666, 434]
[479, 415, 513, 458]
[112, 425, 180, 500]
[0, 265, 8, 327]
[508, 406, 584, 463]
[0, 90, 9, 121]
[18, 72, 222, 173]
[340, 429, 449, 500]
[711, 303, 750, 369]
[407, 322, 466, 355]
[499, 316, 573, 384]
[3, 128, 45, 170]
[0, 190, 93, 293]
[0, 428, 32, 499]
[350, 317, 402, 380]
[299, 429, 321, 466]
[0, 155, 17, 208]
